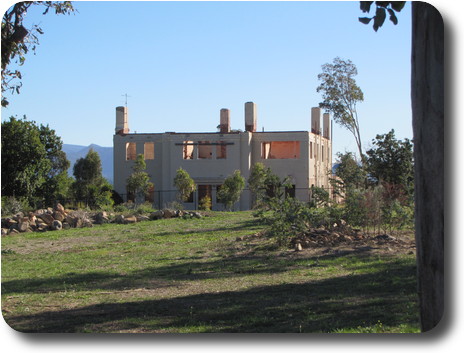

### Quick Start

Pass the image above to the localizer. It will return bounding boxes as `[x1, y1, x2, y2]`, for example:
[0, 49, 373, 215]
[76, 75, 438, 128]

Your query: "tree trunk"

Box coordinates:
[411, 2, 444, 332]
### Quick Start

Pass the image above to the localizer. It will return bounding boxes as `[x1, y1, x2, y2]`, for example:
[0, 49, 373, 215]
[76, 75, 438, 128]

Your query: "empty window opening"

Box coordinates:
[261, 141, 300, 159]
[198, 185, 212, 203]
[183, 141, 194, 160]
[126, 142, 136, 160]
[144, 142, 155, 160]
[216, 142, 227, 159]
[198, 141, 212, 159]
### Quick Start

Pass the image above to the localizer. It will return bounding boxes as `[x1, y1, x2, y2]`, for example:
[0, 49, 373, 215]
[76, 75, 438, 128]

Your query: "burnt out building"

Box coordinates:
[113, 102, 332, 210]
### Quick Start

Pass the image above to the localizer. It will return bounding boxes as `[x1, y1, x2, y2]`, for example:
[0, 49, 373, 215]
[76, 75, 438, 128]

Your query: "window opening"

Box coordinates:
[183, 141, 194, 159]
[126, 142, 136, 161]
[144, 142, 154, 160]
[261, 141, 300, 159]
[198, 141, 212, 159]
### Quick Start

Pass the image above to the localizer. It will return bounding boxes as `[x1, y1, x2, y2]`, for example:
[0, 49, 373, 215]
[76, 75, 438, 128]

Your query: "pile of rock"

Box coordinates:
[1, 204, 94, 235]
[1, 204, 204, 236]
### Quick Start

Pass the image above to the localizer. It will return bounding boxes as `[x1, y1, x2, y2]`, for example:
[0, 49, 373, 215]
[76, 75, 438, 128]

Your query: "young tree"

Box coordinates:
[126, 154, 153, 204]
[366, 129, 414, 197]
[72, 149, 112, 208]
[317, 57, 365, 164]
[1, 1, 75, 107]
[173, 167, 196, 202]
[334, 151, 366, 190]
[217, 170, 245, 211]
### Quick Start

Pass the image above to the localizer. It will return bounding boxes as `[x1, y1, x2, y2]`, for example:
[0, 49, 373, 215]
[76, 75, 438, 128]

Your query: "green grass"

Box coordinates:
[1, 211, 419, 333]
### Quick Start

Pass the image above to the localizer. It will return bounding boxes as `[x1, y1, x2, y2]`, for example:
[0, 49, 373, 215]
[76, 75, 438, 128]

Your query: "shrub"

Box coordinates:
[199, 195, 212, 211]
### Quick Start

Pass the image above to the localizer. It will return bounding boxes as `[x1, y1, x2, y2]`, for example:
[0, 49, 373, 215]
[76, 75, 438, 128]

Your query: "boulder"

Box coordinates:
[191, 212, 202, 219]
[162, 209, 175, 219]
[55, 203, 66, 214]
[149, 210, 164, 220]
[1, 228, 8, 236]
[51, 220, 63, 231]
[136, 215, 150, 222]
[37, 213, 55, 226]
[115, 215, 125, 224]
[95, 211, 109, 224]
[53, 211, 65, 222]
[124, 215, 137, 224]
[18, 220, 29, 232]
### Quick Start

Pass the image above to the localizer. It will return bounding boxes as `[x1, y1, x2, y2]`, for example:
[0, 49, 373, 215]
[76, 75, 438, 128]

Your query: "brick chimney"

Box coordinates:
[115, 106, 129, 135]
[219, 108, 230, 133]
[245, 102, 257, 132]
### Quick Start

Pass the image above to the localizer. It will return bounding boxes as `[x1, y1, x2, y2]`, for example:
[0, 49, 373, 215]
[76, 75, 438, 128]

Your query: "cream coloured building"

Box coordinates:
[113, 102, 332, 210]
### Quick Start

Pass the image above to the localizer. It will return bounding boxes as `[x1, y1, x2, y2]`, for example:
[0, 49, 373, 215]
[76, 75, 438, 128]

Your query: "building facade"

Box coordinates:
[113, 102, 332, 210]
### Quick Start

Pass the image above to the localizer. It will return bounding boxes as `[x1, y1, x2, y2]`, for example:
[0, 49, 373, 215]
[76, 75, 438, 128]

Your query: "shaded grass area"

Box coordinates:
[1, 212, 419, 333]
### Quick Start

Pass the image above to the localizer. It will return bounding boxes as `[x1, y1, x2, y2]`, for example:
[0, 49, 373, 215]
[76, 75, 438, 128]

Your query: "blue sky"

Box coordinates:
[1, 1, 413, 159]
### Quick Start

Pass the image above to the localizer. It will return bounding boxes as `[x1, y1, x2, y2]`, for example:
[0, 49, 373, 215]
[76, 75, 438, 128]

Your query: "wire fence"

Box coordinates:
[24, 187, 342, 212]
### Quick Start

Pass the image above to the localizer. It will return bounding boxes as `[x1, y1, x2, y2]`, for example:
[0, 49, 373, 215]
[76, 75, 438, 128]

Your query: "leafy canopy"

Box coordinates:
[317, 57, 365, 163]
[173, 167, 196, 202]
[217, 170, 245, 211]
[1, 116, 70, 205]
[1, 1, 75, 107]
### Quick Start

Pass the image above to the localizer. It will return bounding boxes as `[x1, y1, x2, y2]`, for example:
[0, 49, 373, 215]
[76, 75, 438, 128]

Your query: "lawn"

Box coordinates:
[1, 211, 419, 333]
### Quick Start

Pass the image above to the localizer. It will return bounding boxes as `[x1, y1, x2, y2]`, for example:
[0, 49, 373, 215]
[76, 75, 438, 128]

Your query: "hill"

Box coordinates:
[62, 144, 113, 184]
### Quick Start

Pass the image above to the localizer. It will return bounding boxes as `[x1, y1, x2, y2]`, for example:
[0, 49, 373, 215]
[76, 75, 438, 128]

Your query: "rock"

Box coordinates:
[55, 203, 66, 214]
[8, 228, 19, 235]
[18, 220, 29, 232]
[295, 243, 303, 251]
[124, 215, 137, 224]
[136, 215, 149, 222]
[51, 220, 63, 231]
[150, 210, 164, 220]
[191, 212, 202, 219]
[162, 209, 175, 219]
[37, 213, 55, 226]
[62, 222, 71, 230]
[95, 212, 109, 224]
[1, 228, 8, 236]
[115, 215, 125, 224]
[53, 211, 65, 222]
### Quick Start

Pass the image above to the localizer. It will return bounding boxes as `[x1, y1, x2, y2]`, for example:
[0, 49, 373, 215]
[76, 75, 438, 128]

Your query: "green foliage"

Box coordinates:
[71, 149, 113, 209]
[199, 195, 212, 211]
[1, 196, 30, 217]
[217, 170, 245, 211]
[366, 129, 414, 197]
[309, 186, 330, 208]
[173, 168, 196, 202]
[317, 57, 365, 163]
[2, 1, 75, 107]
[126, 154, 154, 204]
[1, 117, 71, 206]
[334, 152, 366, 189]
[359, 1, 406, 31]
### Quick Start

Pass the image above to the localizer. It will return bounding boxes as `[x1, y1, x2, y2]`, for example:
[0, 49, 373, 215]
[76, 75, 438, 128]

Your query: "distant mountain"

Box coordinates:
[62, 144, 113, 184]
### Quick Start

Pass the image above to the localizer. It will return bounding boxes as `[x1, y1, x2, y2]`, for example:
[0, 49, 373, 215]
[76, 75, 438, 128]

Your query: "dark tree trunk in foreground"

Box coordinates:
[411, 2, 444, 332]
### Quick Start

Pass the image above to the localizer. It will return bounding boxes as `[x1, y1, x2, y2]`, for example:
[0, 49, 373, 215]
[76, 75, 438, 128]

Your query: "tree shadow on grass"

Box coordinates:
[4, 259, 418, 333]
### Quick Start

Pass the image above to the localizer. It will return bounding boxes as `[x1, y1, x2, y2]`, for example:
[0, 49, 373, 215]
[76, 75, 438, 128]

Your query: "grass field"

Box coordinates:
[1, 211, 419, 333]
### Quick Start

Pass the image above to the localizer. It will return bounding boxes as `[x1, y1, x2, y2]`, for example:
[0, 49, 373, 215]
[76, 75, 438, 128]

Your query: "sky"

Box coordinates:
[0, 0, 415, 159]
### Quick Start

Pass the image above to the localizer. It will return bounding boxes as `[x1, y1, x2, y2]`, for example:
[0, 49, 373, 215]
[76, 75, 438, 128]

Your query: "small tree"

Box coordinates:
[126, 154, 154, 205]
[217, 170, 245, 211]
[72, 149, 113, 209]
[173, 168, 196, 202]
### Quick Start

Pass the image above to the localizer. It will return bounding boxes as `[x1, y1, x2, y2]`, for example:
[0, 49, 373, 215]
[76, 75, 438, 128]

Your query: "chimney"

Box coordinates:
[115, 106, 129, 135]
[311, 107, 321, 135]
[219, 108, 230, 133]
[245, 102, 257, 132]
[323, 112, 330, 139]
